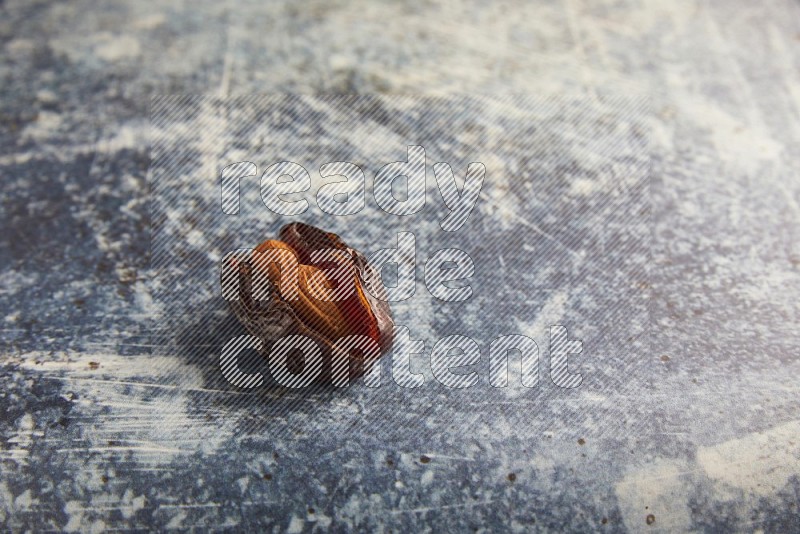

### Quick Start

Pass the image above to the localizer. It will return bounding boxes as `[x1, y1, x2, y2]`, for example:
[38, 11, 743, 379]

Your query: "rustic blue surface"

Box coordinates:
[1, 1, 799, 532]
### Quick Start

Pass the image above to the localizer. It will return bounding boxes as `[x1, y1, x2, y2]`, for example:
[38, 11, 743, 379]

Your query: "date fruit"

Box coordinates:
[227, 222, 394, 383]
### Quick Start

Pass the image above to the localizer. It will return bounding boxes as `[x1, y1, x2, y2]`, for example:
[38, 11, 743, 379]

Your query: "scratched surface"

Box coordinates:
[2, 0, 800, 532]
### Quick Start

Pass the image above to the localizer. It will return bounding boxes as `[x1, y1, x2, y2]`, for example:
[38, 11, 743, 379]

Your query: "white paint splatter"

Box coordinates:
[615, 458, 693, 533]
[698, 420, 800, 500]
[94, 35, 141, 62]
[287, 515, 304, 533]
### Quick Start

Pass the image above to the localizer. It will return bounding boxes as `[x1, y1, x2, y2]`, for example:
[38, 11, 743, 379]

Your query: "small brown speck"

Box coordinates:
[601, 517, 608, 525]
[507, 473, 516, 482]
[307, 507, 315, 514]
[419, 455, 431, 464]
[386, 459, 394, 467]
[273, 452, 279, 460]
[263, 473, 272, 481]
[101, 475, 109, 484]
[660, 355, 670, 362]
[577, 438, 586, 446]
[89, 361, 100, 370]
[646, 514, 655, 525]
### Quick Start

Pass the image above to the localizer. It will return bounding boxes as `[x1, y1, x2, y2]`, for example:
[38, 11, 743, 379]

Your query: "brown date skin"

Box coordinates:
[229, 223, 393, 383]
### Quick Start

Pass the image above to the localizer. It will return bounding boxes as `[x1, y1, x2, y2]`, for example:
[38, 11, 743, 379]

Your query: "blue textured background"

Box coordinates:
[1, 1, 799, 531]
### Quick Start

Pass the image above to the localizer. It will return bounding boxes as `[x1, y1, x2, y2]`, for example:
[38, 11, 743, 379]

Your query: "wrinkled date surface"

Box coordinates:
[227, 223, 394, 383]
